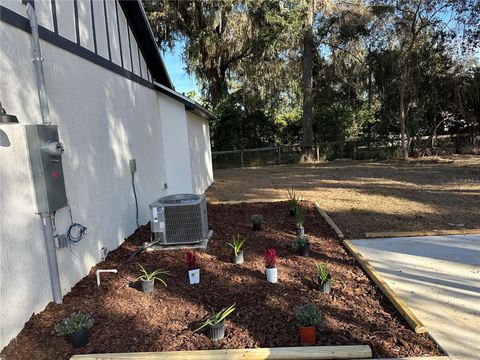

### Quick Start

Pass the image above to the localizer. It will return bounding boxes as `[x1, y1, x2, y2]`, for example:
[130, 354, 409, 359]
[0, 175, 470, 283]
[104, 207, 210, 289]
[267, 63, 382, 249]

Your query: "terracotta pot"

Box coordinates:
[298, 325, 316, 345]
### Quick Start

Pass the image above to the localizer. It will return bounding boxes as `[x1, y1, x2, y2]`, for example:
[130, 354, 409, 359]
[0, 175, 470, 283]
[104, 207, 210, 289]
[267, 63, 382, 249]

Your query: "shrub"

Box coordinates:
[54, 312, 93, 336]
[292, 235, 309, 251]
[295, 303, 323, 327]
[251, 214, 264, 225]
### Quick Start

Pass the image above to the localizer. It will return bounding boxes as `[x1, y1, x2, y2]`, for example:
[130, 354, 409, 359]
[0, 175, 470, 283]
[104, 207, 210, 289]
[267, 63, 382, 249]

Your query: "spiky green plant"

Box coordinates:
[227, 235, 246, 256]
[315, 262, 330, 285]
[295, 202, 305, 227]
[287, 188, 298, 213]
[135, 263, 169, 286]
[194, 304, 236, 332]
[54, 312, 93, 336]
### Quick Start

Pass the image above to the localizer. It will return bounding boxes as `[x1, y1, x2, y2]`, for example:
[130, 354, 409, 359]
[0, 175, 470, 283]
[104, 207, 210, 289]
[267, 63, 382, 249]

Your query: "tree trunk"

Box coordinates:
[301, 0, 315, 163]
[399, 69, 409, 160]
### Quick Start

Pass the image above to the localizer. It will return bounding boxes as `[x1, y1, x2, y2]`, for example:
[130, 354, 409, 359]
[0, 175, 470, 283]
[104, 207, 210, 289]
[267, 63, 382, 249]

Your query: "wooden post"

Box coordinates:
[353, 141, 356, 160]
[240, 150, 244, 168]
[316, 143, 320, 161]
[278, 146, 281, 165]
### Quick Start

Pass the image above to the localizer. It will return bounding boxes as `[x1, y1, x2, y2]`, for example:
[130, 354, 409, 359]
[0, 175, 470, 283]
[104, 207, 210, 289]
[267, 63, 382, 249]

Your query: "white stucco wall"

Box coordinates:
[0, 16, 212, 350]
[187, 112, 213, 194]
[158, 94, 194, 194]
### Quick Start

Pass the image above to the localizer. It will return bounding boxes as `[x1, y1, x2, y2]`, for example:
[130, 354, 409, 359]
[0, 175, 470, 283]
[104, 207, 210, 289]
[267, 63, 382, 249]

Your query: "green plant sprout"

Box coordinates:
[135, 263, 169, 286]
[194, 304, 236, 332]
[227, 235, 246, 256]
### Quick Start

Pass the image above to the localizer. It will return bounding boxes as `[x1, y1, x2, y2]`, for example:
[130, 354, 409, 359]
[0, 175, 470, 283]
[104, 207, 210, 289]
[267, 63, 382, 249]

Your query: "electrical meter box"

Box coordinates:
[25, 124, 67, 212]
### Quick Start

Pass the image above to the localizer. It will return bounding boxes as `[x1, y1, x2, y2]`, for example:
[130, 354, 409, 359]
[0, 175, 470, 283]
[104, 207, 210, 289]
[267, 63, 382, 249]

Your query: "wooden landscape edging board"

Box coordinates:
[365, 228, 480, 238]
[312, 204, 427, 335]
[342, 240, 427, 334]
[70, 345, 372, 360]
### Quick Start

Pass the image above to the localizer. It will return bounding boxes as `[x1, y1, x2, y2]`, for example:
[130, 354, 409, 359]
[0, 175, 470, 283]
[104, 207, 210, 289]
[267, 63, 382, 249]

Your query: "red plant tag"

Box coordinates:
[264, 248, 277, 268]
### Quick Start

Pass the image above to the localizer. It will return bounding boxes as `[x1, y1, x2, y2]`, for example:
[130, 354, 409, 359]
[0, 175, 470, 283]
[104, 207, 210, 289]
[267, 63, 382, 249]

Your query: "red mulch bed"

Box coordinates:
[2, 202, 442, 359]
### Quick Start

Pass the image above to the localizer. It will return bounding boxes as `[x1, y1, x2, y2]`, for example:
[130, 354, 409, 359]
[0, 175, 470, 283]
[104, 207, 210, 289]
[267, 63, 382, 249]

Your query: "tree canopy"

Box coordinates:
[144, 0, 480, 155]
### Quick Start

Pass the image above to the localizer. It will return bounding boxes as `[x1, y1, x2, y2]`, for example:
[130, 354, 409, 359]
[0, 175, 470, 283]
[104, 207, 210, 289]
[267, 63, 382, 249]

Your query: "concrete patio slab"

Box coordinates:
[351, 235, 480, 360]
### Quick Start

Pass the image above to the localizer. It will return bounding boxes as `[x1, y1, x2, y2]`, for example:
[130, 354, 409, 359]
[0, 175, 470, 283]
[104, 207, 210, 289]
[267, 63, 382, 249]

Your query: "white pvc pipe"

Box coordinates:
[96, 269, 118, 286]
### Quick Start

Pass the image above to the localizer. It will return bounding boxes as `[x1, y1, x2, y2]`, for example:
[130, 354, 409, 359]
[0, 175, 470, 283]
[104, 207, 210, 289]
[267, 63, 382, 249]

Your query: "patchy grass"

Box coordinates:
[207, 155, 480, 239]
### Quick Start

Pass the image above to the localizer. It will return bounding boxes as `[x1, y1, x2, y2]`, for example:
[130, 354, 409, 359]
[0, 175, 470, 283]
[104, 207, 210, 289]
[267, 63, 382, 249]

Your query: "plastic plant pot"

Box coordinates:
[252, 223, 262, 231]
[67, 328, 90, 348]
[298, 325, 316, 345]
[265, 267, 277, 283]
[296, 226, 305, 237]
[141, 278, 154, 293]
[233, 250, 244, 265]
[208, 321, 225, 340]
[300, 243, 310, 257]
[317, 278, 331, 293]
[188, 268, 200, 285]
[289, 208, 296, 217]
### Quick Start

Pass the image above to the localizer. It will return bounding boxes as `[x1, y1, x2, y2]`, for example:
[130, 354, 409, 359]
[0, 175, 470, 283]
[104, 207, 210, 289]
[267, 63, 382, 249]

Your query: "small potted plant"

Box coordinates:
[295, 203, 306, 237]
[251, 214, 264, 231]
[264, 248, 278, 283]
[292, 235, 310, 257]
[187, 252, 200, 285]
[135, 263, 168, 293]
[287, 188, 298, 216]
[227, 234, 246, 265]
[194, 304, 236, 340]
[295, 303, 323, 345]
[315, 262, 331, 293]
[54, 311, 94, 348]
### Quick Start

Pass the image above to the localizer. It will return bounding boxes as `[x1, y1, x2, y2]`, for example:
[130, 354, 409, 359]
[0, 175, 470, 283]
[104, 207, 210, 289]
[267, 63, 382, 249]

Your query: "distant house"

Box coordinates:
[0, 0, 213, 349]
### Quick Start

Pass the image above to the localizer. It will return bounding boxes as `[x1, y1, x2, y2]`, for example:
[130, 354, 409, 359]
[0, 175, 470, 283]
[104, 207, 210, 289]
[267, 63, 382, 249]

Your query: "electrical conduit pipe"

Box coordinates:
[26, 3, 62, 304]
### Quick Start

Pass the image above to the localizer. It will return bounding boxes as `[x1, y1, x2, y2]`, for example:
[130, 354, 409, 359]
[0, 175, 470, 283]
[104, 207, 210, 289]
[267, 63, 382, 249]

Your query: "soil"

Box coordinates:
[207, 155, 480, 238]
[2, 202, 442, 359]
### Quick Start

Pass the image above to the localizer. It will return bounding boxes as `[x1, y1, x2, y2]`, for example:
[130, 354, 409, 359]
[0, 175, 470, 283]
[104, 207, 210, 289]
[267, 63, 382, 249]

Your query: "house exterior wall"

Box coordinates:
[187, 112, 214, 194]
[0, 0, 212, 349]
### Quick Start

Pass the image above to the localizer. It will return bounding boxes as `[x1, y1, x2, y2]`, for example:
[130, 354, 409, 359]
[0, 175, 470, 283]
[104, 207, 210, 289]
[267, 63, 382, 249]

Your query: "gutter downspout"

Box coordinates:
[26, 3, 62, 304]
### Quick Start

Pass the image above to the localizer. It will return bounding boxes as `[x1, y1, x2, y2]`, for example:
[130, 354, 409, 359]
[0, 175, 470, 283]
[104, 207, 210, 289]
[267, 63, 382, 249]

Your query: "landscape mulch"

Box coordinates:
[2, 202, 442, 359]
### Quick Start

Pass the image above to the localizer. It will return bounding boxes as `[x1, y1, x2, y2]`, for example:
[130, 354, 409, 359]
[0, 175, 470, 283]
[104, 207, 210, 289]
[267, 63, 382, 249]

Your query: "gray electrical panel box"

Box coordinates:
[25, 124, 67, 213]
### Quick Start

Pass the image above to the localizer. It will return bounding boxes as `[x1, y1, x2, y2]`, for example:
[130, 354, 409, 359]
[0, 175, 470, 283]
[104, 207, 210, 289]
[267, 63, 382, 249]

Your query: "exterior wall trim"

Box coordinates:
[0, 4, 154, 90]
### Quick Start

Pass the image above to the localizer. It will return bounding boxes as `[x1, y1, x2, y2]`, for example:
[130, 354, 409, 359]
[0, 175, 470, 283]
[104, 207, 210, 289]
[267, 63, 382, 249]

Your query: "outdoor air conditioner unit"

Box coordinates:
[149, 194, 208, 245]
